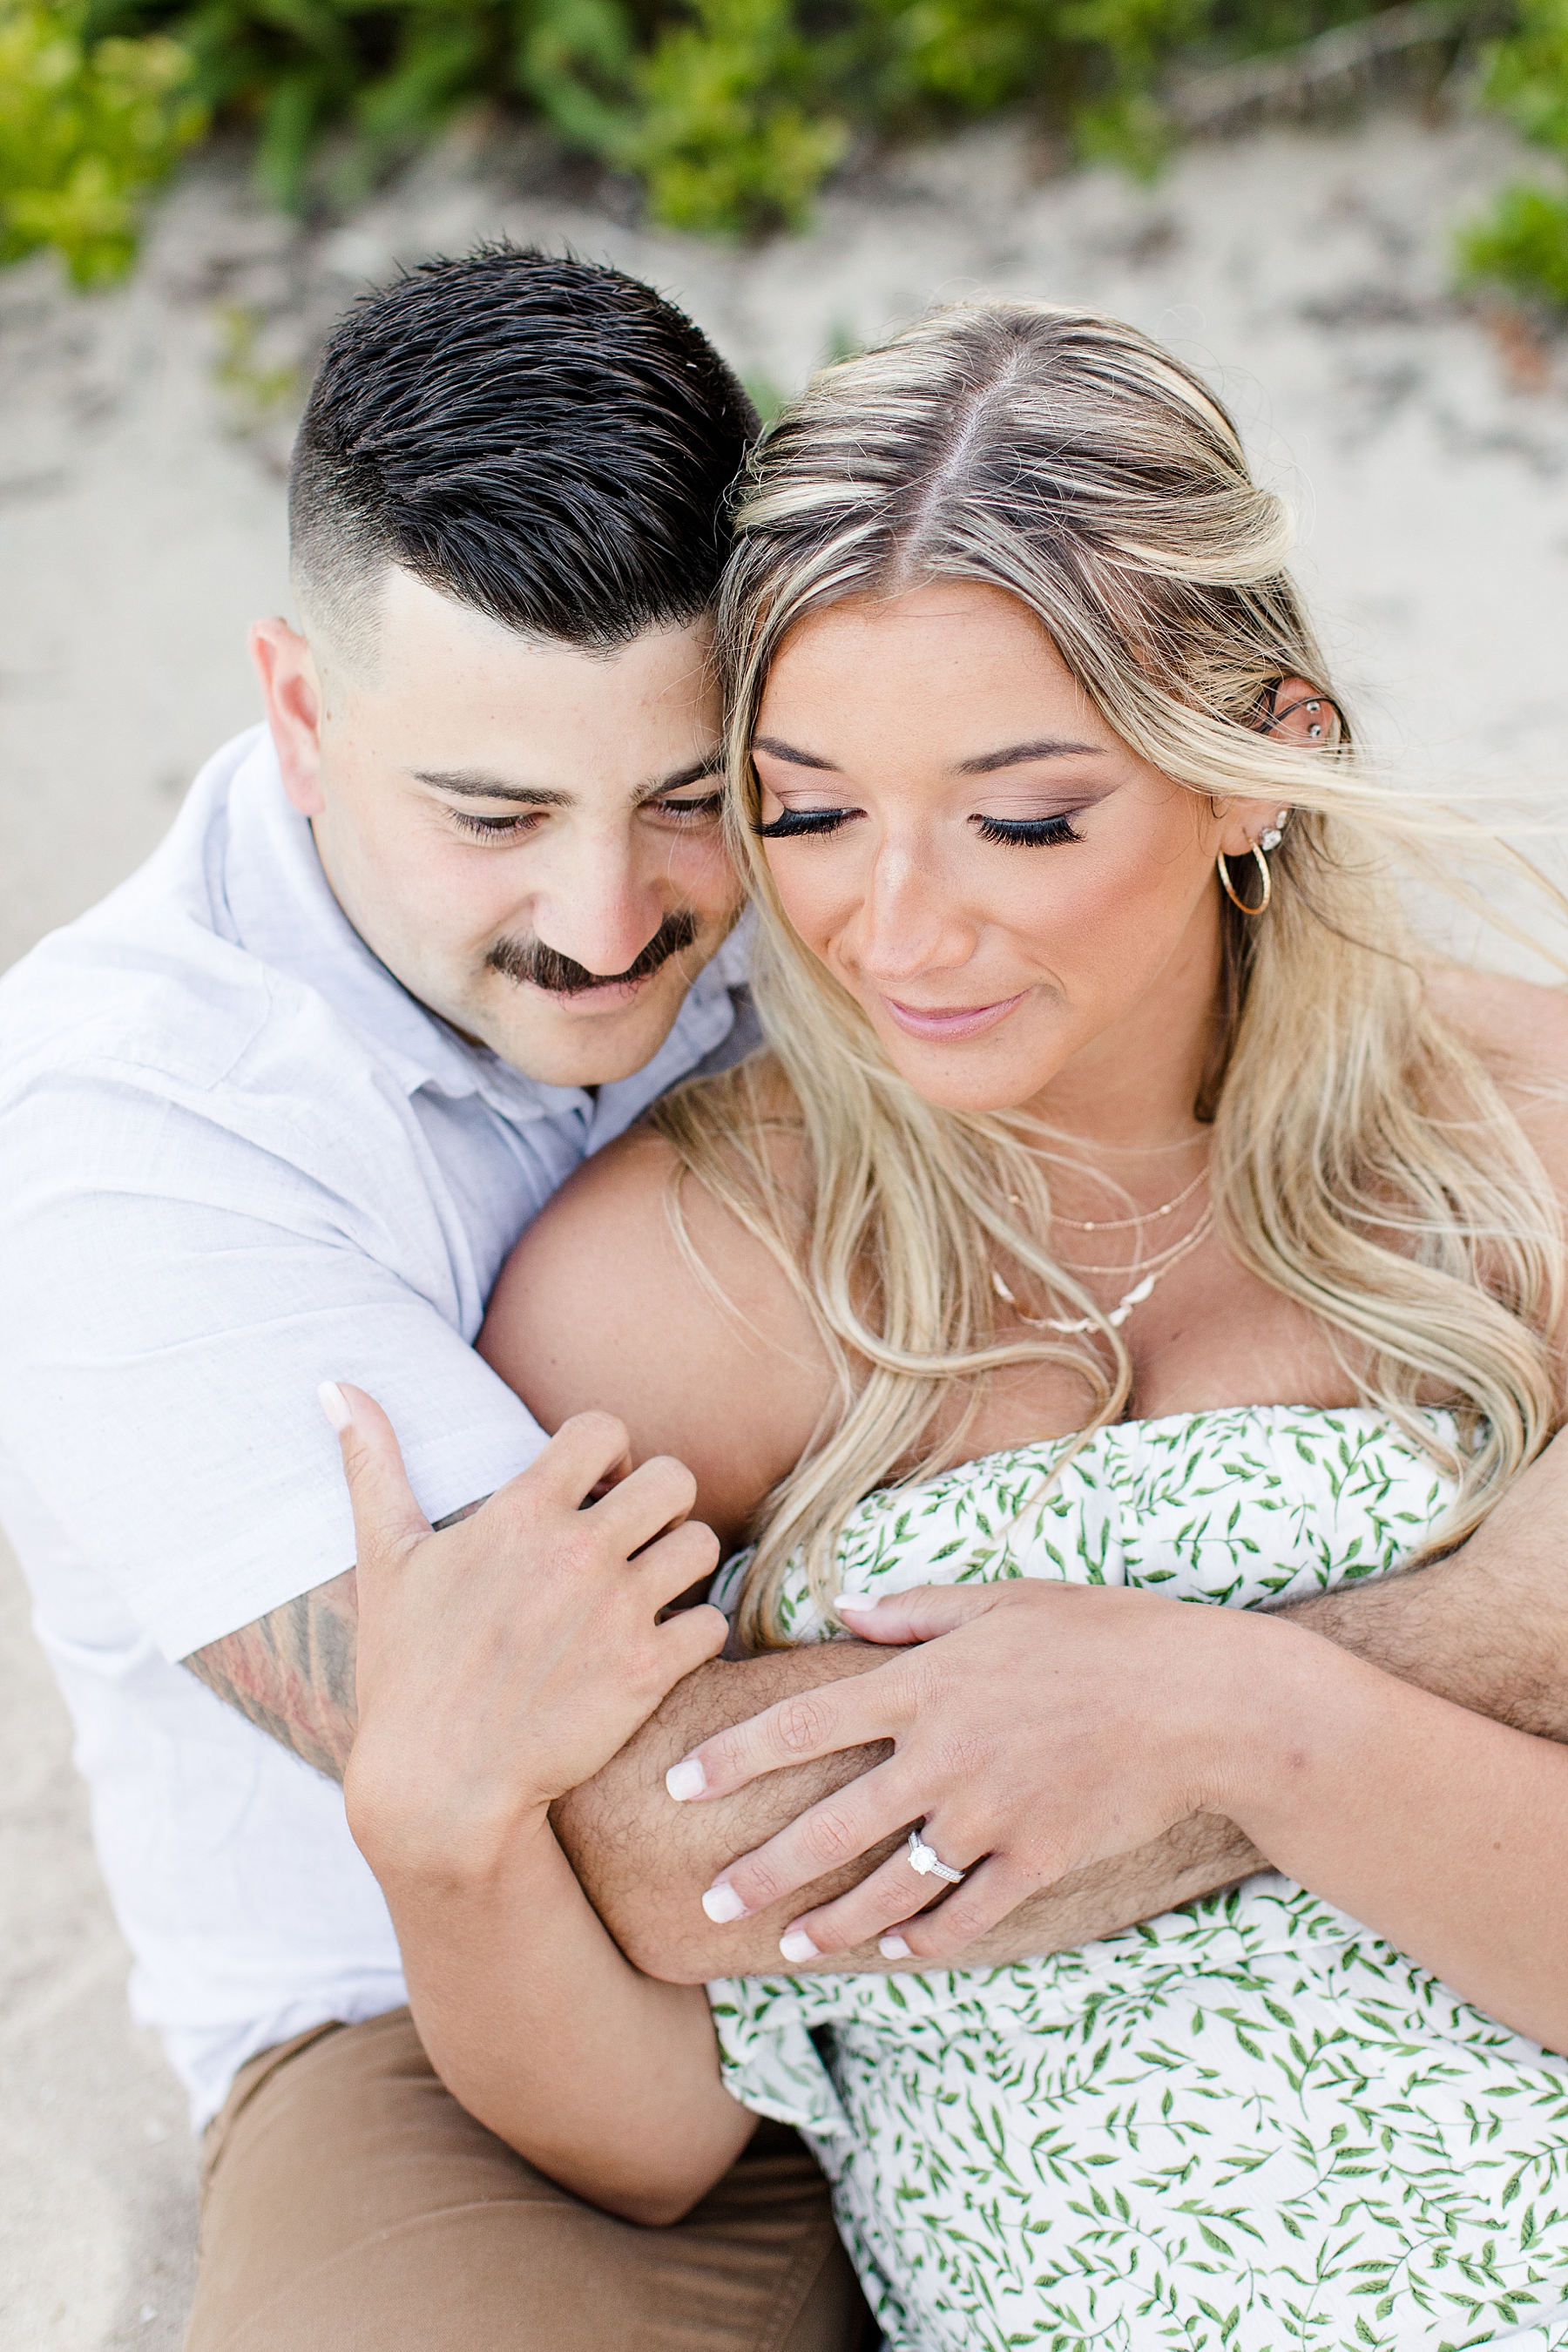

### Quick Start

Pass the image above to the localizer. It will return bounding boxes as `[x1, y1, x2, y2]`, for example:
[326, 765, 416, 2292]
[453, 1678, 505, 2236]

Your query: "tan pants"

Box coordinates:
[185, 2008, 875, 2352]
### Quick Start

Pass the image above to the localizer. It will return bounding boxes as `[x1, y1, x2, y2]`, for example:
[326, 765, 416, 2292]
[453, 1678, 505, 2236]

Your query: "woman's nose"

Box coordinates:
[850, 844, 977, 983]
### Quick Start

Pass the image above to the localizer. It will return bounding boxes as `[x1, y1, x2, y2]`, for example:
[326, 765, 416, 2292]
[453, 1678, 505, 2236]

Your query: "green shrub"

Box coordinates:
[0, 0, 204, 283]
[1459, 177, 1568, 304]
[1462, 0, 1568, 308]
[12, 0, 1438, 280]
[629, 0, 847, 232]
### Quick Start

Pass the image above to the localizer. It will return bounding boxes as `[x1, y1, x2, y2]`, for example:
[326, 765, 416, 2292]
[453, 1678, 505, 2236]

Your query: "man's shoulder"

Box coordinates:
[0, 727, 274, 1095]
[0, 728, 415, 1186]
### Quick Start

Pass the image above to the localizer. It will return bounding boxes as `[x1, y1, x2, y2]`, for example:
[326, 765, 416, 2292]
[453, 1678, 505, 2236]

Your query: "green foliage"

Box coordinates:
[1460, 0, 1568, 309]
[13, 0, 1465, 282]
[0, 0, 205, 283]
[1480, 0, 1568, 150]
[630, 0, 847, 232]
[1458, 178, 1568, 305]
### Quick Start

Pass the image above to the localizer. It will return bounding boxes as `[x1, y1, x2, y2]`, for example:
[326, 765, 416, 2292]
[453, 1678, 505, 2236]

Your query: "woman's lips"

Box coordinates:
[882, 990, 1029, 1041]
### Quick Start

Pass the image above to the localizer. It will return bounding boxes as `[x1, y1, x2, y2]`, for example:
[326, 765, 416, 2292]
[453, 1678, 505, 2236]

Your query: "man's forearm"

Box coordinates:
[184, 1567, 361, 1779]
[553, 1646, 1267, 1981]
[179, 1497, 489, 1779]
[558, 1427, 1568, 1981]
[1276, 1435, 1568, 1739]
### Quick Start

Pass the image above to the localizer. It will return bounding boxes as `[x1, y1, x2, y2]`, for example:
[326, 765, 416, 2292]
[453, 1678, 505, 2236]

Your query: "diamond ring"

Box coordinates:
[906, 1827, 965, 1886]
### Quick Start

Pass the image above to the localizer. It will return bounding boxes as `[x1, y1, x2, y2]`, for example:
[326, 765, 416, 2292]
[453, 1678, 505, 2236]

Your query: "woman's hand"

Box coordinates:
[328, 1384, 729, 1896]
[667, 1579, 1318, 1965]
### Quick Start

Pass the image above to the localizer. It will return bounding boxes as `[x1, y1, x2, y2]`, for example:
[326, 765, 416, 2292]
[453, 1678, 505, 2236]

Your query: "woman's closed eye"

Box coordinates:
[754, 805, 860, 839]
[754, 806, 1086, 846]
[974, 812, 1084, 848]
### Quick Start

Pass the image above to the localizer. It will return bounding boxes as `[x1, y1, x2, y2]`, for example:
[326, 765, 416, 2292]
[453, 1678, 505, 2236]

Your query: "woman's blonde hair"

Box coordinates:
[653, 300, 1565, 1650]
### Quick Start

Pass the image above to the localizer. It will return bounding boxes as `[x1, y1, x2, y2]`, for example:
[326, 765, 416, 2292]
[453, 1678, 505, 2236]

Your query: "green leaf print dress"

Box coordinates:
[706, 1409, 1568, 2352]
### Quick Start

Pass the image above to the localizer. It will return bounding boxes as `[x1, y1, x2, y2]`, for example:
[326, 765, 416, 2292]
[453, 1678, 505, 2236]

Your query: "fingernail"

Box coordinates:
[318, 1381, 351, 1433]
[879, 1934, 912, 1959]
[701, 1882, 748, 1923]
[666, 1757, 706, 1802]
[779, 1928, 821, 1963]
[836, 1594, 881, 1615]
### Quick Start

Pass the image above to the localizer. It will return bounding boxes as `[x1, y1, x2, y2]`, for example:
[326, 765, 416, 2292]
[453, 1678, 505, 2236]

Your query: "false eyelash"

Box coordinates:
[753, 807, 857, 838]
[973, 814, 1085, 847]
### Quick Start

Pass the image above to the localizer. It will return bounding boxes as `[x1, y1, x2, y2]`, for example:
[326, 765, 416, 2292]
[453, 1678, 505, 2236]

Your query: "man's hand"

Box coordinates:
[319, 1384, 729, 1889]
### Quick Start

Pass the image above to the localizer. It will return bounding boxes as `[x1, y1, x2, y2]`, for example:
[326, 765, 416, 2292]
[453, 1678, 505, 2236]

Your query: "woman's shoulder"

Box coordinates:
[1426, 963, 1568, 1077]
[477, 1055, 834, 1549]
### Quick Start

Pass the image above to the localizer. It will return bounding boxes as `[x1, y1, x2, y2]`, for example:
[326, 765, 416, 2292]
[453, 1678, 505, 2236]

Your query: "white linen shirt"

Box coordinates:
[0, 724, 755, 2127]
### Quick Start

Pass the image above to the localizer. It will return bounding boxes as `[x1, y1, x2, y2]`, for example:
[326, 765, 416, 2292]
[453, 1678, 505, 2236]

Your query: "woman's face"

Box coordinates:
[752, 580, 1278, 1119]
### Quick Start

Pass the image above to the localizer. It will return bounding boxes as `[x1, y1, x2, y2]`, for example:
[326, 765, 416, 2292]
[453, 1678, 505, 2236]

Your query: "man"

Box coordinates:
[0, 246, 875, 2350]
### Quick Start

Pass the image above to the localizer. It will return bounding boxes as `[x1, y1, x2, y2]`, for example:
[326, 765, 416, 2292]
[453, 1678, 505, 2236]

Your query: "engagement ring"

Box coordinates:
[906, 1827, 966, 1886]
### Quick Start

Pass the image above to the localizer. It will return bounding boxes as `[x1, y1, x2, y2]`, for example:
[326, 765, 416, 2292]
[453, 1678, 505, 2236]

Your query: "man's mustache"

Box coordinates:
[485, 909, 702, 997]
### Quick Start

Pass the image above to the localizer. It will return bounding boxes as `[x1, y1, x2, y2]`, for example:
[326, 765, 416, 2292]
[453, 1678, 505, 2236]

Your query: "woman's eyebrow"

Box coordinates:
[753, 735, 843, 772]
[957, 739, 1105, 774]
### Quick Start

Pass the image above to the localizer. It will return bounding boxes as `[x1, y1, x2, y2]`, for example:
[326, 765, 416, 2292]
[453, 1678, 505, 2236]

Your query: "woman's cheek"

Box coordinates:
[767, 860, 844, 963]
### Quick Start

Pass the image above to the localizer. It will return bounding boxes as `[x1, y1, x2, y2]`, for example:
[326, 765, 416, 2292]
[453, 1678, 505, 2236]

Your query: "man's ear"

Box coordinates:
[250, 616, 326, 816]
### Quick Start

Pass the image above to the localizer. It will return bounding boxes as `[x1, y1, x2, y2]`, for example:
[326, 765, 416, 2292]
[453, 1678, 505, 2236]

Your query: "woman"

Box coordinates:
[344, 302, 1568, 2351]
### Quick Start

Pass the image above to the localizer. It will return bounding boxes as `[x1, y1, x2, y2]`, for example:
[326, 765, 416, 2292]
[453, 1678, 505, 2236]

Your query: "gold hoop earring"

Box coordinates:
[1216, 844, 1272, 915]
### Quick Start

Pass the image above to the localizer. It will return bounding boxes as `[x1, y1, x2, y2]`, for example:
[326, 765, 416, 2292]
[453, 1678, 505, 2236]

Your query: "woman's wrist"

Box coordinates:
[1207, 1609, 1397, 1856]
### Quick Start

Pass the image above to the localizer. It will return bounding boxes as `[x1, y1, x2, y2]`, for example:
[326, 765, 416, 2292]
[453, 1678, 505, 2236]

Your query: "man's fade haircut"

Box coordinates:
[288, 244, 760, 663]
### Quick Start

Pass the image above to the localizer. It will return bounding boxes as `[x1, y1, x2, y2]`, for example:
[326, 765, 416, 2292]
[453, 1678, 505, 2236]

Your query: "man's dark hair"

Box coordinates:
[289, 244, 759, 658]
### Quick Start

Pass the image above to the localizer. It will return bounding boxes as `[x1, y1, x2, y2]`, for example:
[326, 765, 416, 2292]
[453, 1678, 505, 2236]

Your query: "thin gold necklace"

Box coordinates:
[1049, 1162, 1211, 1233]
[992, 1206, 1215, 1335]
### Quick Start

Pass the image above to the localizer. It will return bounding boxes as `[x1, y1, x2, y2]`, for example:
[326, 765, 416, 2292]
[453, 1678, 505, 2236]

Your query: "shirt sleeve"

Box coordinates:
[0, 1064, 548, 1659]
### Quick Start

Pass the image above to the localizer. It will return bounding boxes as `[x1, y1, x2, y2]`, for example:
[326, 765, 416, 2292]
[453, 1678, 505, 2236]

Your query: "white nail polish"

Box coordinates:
[318, 1381, 351, 1433]
[779, 1928, 821, 1963]
[879, 1934, 912, 1960]
[666, 1757, 706, 1801]
[701, 1882, 747, 1923]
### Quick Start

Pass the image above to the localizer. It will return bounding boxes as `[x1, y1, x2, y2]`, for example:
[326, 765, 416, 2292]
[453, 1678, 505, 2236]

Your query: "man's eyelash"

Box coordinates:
[653, 790, 725, 820]
[753, 807, 857, 838]
[449, 809, 534, 839]
[974, 814, 1085, 847]
[448, 791, 723, 841]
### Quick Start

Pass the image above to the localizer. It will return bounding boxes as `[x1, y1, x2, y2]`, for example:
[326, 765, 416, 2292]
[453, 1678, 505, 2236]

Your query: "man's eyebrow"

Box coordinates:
[752, 736, 843, 772]
[635, 755, 724, 801]
[957, 739, 1106, 774]
[412, 770, 572, 808]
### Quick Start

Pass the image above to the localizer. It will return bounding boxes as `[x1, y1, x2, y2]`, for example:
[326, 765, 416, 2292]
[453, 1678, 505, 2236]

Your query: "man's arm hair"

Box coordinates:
[185, 1428, 1568, 1964]
[556, 1423, 1568, 1981]
[179, 1497, 486, 1780]
[551, 1643, 1263, 1982]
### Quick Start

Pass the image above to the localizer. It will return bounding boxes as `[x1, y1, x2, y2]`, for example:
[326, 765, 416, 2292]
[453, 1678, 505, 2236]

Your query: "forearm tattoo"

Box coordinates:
[184, 1569, 361, 1781]
[180, 1494, 491, 1779]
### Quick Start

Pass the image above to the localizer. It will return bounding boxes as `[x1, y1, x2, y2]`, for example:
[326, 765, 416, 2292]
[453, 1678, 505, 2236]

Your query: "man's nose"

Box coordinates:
[527, 838, 671, 979]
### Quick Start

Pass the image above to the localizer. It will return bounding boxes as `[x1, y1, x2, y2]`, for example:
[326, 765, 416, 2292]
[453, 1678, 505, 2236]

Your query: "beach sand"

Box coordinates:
[2, 99, 1565, 2347]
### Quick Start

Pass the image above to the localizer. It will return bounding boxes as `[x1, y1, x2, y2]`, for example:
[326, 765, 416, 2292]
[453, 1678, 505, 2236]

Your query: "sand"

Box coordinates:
[2, 96, 1566, 2349]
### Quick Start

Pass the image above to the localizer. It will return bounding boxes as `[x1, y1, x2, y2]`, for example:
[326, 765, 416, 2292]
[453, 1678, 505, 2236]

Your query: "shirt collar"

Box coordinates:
[217, 728, 748, 1135]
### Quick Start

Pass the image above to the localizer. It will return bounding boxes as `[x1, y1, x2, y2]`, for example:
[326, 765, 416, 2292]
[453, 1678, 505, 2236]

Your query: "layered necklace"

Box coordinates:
[991, 1158, 1214, 1335]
